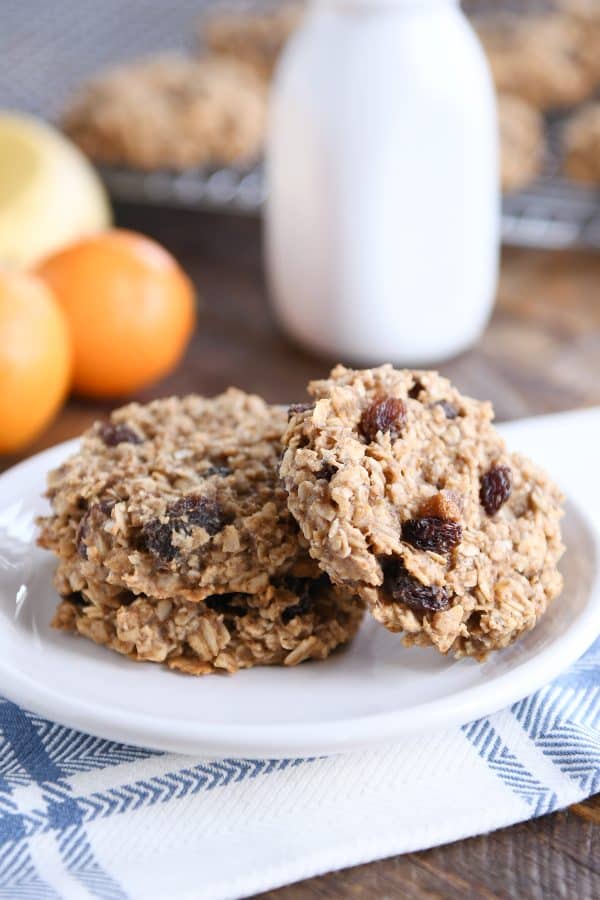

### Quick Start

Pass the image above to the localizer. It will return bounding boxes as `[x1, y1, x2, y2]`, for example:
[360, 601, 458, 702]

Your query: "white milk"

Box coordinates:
[265, 0, 499, 364]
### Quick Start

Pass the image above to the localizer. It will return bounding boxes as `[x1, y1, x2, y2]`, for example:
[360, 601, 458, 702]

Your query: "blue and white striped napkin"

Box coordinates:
[1, 408, 599, 900]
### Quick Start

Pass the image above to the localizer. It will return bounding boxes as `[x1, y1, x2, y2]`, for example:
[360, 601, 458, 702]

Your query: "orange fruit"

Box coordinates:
[36, 229, 196, 398]
[0, 270, 71, 453]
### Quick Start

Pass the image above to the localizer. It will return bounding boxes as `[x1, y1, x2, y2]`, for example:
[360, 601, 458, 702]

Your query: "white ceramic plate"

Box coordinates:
[1, 436, 599, 759]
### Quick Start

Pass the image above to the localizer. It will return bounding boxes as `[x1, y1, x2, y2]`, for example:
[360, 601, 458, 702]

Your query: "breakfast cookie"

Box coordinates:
[52, 560, 363, 674]
[475, 12, 598, 110]
[62, 54, 267, 170]
[281, 366, 565, 659]
[559, 0, 600, 84]
[38, 390, 312, 603]
[563, 103, 600, 184]
[202, 3, 303, 79]
[498, 93, 544, 192]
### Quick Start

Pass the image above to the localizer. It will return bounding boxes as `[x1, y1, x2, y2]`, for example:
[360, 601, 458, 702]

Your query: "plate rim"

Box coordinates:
[1, 437, 599, 759]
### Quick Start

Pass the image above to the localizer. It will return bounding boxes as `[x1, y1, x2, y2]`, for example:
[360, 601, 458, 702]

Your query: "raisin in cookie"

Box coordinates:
[39, 390, 315, 604]
[564, 103, 600, 185]
[499, 94, 544, 193]
[52, 559, 362, 675]
[281, 366, 564, 659]
[475, 12, 598, 110]
[202, 3, 302, 79]
[62, 54, 266, 170]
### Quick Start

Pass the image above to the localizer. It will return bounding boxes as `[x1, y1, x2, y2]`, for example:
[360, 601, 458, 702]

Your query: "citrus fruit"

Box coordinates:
[36, 229, 196, 398]
[0, 270, 71, 453]
[0, 112, 111, 268]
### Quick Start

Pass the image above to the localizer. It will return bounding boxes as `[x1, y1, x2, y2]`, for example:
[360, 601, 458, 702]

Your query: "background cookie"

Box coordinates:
[201, 3, 303, 79]
[62, 54, 267, 170]
[563, 103, 600, 184]
[498, 93, 545, 192]
[281, 366, 564, 659]
[475, 12, 598, 110]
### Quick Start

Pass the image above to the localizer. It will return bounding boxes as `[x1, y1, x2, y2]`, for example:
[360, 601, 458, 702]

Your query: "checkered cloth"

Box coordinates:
[1, 407, 599, 900]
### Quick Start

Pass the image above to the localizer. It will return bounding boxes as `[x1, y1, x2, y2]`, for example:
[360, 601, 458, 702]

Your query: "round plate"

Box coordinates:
[0, 438, 599, 759]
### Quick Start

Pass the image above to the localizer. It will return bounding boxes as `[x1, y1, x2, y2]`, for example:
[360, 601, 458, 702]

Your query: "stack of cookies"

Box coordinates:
[38, 366, 565, 674]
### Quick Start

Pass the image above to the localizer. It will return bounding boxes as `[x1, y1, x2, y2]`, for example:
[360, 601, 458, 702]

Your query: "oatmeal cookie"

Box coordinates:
[559, 0, 600, 84]
[62, 54, 267, 170]
[499, 93, 544, 192]
[281, 366, 564, 659]
[202, 3, 302, 79]
[475, 12, 598, 110]
[564, 103, 600, 184]
[52, 560, 362, 674]
[39, 390, 313, 603]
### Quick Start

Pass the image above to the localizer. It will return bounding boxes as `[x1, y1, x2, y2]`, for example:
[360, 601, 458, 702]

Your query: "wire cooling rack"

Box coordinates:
[2, 0, 599, 249]
[99, 163, 600, 251]
[502, 179, 600, 249]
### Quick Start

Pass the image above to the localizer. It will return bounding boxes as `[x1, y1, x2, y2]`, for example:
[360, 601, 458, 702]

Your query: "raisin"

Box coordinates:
[480, 465, 512, 516]
[408, 380, 424, 400]
[383, 559, 450, 613]
[205, 594, 248, 617]
[141, 520, 176, 562]
[279, 575, 327, 624]
[281, 593, 313, 625]
[316, 463, 337, 481]
[98, 422, 142, 447]
[402, 516, 462, 553]
[99, 498, 116, 515]
[288, 402, 314, 419]
[62, 591, 87, 607]
[168, 495, 228, 536]
[436, 400, 458, 419]
[141, 495, 228, 562]
[359, 396, 407, 443]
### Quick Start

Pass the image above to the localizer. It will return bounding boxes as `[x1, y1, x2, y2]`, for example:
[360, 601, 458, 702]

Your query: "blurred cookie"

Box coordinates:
[202, 3, 303, 79]
[564, 103, 600, 184]
[63, 54, 267, 170]
[476, 12, 598, 110]
[558, 0, 600, 86]
[499, 93, 544, 192]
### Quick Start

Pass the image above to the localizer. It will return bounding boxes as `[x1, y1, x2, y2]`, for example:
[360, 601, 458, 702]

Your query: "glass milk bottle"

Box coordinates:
[265, 0, 499, 364]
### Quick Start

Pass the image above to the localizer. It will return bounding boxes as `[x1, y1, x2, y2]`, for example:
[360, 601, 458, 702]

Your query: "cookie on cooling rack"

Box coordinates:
[62, 54, 267, 170]
[475, 11, 598, 110]
[563, 103, 600, 185]
[499, 93, 544, 192]
[201, 3, 303, 79]
[281, 366, 565, 660]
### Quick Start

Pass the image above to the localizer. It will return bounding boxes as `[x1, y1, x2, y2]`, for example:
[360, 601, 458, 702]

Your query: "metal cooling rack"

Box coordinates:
[502, 179, 600, 249]
[100, 163, 600, 251]
[3, 0, 599, 249]
[99, 165, 267, 214]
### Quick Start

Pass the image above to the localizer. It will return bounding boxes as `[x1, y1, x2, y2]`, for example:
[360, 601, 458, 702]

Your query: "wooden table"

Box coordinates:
[3, 208, 600, 898]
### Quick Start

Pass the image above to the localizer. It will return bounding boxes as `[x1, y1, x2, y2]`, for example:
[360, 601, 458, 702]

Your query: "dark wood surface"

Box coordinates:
[2, 208, 600, 898]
